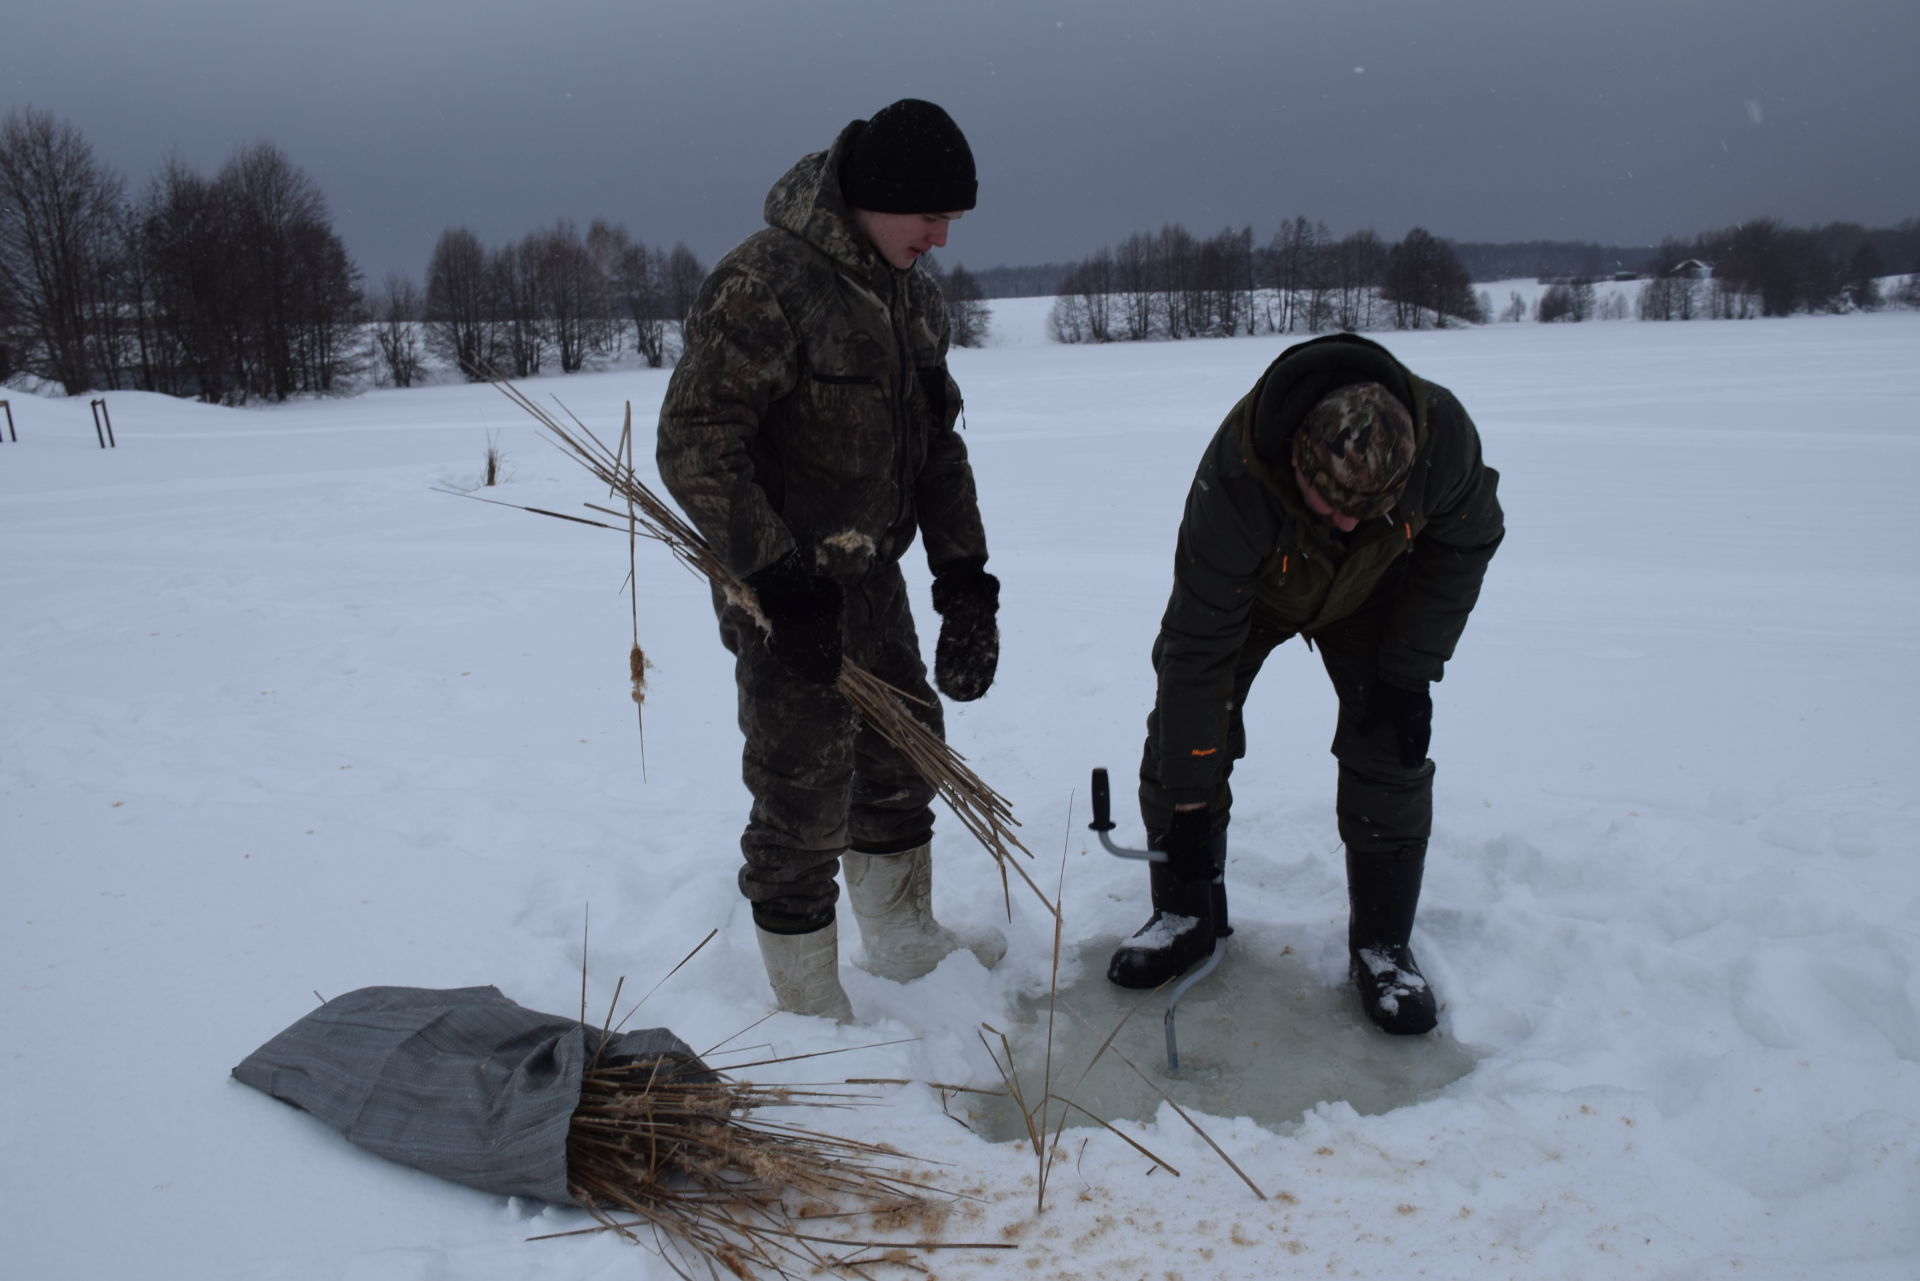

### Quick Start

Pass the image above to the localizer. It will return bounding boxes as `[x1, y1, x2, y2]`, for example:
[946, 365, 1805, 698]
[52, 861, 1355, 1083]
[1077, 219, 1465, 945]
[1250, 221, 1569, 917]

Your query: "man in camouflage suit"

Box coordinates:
[1110, 334, 1504, 1035]
[657, 100, 1002, 1021]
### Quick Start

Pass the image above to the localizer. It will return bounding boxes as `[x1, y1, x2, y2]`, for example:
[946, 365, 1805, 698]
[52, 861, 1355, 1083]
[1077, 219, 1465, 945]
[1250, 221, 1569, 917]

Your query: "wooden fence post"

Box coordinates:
[90, 398, 116, 448]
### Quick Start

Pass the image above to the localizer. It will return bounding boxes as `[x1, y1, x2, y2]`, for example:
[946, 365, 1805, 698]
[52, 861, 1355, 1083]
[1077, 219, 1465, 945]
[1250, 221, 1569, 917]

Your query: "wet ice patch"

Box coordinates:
[968, 937, 1475, 1142]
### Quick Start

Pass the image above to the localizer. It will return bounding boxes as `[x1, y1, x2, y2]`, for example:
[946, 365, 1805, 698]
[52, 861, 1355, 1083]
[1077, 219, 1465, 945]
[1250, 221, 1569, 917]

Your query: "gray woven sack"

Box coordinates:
[233, 984, 708, 1205]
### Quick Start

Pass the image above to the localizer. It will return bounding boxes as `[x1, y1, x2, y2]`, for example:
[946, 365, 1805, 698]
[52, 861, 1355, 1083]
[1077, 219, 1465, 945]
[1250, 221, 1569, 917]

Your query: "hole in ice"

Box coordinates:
[967, 936, 1477, 1143]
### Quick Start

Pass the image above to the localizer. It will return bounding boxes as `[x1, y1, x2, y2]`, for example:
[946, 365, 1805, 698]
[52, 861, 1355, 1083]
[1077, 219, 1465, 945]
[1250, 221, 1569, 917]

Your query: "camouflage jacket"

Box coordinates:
[1152, 334, 1505, 803]
[656, 125, 987, 586]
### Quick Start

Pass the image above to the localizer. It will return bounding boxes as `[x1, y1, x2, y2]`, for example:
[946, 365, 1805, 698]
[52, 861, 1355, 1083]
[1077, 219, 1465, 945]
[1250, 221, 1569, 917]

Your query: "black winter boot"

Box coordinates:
[1107, 834, 1231, 989]
[1346, 846, 1438, 1035]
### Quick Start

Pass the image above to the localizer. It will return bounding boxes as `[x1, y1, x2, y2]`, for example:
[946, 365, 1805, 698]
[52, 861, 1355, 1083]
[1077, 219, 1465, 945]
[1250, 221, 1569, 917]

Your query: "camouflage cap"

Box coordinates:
[1291, 382, 1416, 519]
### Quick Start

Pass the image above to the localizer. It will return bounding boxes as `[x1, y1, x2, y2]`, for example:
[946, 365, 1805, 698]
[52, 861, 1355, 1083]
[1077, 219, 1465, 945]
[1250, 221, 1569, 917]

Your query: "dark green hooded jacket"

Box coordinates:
[1152, 334, 1504, 805]
[656, 124, 986, 585]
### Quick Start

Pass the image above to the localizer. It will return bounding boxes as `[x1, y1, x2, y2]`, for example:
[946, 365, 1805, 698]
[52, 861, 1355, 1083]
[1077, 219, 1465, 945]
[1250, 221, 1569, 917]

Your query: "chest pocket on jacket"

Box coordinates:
[796, 371, 890, 481]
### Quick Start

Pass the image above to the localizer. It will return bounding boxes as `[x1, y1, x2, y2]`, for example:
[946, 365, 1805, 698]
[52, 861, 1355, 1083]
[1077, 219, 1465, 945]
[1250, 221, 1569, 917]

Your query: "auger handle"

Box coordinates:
[1089, 767, 1160, 862]
[1091, 770, 1212, 1075]
[1090, 767, 1116, 832]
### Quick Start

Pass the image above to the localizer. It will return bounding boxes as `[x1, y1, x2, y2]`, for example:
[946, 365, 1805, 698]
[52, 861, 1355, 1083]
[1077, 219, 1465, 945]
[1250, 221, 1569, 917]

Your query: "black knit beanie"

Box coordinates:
[838, 99, 977, 214]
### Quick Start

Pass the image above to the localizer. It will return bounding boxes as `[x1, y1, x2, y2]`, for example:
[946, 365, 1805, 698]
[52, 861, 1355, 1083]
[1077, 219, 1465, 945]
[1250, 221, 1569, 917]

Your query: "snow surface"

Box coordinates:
[5, 304, 1919, 1280]
[1125, 911, 1204, 951]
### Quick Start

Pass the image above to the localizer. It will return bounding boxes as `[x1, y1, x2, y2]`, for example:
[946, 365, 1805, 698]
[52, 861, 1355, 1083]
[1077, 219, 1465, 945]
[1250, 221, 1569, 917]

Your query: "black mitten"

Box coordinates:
[930, 562, 1000, 702]
[747, 552, 844, 685]
[1361, 679, 1433, 769]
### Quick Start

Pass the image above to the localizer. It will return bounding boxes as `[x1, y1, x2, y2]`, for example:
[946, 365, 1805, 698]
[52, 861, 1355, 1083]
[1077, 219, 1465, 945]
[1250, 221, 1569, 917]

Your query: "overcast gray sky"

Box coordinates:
[10, 0, 1918, 281]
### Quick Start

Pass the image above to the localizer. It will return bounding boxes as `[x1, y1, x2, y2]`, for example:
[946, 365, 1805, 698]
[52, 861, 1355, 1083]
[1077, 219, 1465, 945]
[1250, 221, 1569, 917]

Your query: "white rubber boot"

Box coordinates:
[754, 920, 854, 1022]
[843, 844, 1007, 982]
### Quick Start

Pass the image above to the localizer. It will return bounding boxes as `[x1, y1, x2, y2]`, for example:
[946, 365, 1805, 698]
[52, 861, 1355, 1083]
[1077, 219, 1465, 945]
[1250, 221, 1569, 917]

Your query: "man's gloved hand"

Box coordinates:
[747, 551, 844, 686]
[1362, 679, 1433, 769]
[1154, 807, 1216, 881]
[930, 561, 999, 702]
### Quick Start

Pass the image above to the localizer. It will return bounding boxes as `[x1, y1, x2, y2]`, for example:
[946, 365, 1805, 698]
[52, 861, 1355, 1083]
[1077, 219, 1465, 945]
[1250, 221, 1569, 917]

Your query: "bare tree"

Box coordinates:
[615, 240, 668, 367]
[292, 217, 363, 393]
[1703, 219, 1842, 317]
[582, 219, 628, 355]
[112, 197, 166, 390]
[933, 263, 983, 347]
[1047, 248, 1114, 344]
[1327, 228, 1386, 330]
[122, 144, 358, 403]
[526, 220, 596, 373]
[372, 273, 424, 388]
[1637, 237, 1702, 321]
[1266, 216, 1322, 333]
[1895, 259, 1920, 310]
[0, 107, 125, 394]
[425, 226, 492, 379]
[1844, 243, 1884, 311]
[0, 267, 18, 381]
[1194, 226, 1252, 337]
[134, 156, 238, 400]
[1707, 220, 1782, 317]
[187, 143, 364, 400]
[1112, 231, 1154, 341]
[1383, 227, 1434, 329]
[78, 199, 143, 391]
[1537, 283, 1574, 322]
[1383, 227, 1479, 328]
[489, 241, 543, 377]
[1300, 220, 1336, 332]
[1896, 275, 1920, 309]
[1570, 278, 1597, 320]
[1155, 223, 1199, 339]
[662, 242, 706, 359]
[1538, 277, 1596, 323]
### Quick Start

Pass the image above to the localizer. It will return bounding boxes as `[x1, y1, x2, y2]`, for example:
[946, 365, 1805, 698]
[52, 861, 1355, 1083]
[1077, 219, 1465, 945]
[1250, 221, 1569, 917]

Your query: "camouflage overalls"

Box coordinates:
[657, 126, 988, 931]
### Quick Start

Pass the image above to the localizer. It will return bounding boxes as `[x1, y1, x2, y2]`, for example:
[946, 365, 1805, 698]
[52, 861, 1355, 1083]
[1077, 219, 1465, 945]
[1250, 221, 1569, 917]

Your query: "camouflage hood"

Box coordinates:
[761, 124, 895, 293]
[657, 126, 987, 587]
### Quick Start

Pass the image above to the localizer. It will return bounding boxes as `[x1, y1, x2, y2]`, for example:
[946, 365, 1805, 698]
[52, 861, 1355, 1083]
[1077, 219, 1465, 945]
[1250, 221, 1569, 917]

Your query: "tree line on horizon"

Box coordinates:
[1047, 221, 1484, 343]
[0, 108, 362, 402]
[1043, 215, 1920, 344]
[0, 107, 996, 401]
[0, 108, 727, 401]
[389, 232, 988, 389]
[4, 105, 1917, 401]
[400, 222, 707, 387]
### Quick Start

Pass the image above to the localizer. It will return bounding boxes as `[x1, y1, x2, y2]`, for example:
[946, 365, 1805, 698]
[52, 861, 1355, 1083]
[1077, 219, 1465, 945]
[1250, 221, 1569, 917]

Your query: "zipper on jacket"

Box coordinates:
[890, 271, 915, 530]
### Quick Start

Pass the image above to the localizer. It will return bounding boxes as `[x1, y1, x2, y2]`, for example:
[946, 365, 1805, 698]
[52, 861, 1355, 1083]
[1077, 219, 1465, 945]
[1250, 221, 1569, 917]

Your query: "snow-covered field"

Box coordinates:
[5, 305, 1918, 1280]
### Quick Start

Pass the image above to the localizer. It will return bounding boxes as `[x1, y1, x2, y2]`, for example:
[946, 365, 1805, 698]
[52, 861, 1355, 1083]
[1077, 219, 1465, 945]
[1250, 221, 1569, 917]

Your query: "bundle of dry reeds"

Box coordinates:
[554, 1053, 982, 1279]
[487, 380, 1056, 920]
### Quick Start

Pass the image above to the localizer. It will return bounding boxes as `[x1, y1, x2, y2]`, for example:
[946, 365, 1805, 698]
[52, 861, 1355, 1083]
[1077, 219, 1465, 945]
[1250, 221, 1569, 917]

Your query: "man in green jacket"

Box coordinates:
[657, 100, 1002, 1022]
[1110, 334, 1504, 1035]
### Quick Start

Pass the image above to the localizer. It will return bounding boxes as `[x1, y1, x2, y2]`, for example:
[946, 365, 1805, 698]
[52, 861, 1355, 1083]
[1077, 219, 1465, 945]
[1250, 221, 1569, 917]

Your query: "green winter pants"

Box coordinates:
[1138, 574, 1435, 856]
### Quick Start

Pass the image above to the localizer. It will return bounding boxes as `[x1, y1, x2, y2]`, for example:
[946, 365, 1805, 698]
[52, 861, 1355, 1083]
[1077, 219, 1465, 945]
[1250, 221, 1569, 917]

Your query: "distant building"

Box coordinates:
[1670, 259, 1712, 279]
